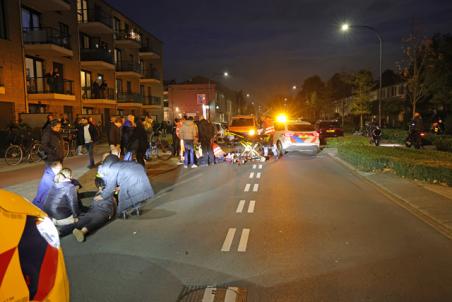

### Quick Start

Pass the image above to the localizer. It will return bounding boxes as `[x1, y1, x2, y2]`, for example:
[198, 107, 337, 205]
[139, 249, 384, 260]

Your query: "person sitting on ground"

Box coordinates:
[32, 161, 63, 209]
[72, 174, 117, 242]
[43, 168, 81, 235]
[97, 154, 154, 218]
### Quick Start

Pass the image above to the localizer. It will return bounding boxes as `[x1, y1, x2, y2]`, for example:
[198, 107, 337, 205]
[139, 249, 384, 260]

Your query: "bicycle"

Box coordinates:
[146, 131, 173, 161]
[4, 129, 43, 166]
[61, 128, 87, 158]
[223, 129, 265, 164]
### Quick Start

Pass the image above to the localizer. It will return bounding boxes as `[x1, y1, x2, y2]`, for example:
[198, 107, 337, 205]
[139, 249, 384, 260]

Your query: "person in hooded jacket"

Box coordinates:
[32, 161, 62, 209]
[121, 115, 135, 160]
[197, 116, 215, 166]
[126, 118, 148, 166]
[43, 168, 81, 235]
[96, 154, 154, 218]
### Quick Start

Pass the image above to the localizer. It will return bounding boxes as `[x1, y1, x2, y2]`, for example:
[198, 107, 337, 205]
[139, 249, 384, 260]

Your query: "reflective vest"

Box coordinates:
[212, 143, 224, 157]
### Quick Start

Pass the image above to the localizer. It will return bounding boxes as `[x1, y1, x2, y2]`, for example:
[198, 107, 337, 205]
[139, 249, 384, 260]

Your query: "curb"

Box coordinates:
[328, 153, 452, 240]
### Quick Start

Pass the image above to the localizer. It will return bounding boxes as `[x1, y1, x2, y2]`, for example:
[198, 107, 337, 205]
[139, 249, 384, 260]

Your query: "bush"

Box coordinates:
[330, 136, 452, 186]
[430, 135, 452, 152]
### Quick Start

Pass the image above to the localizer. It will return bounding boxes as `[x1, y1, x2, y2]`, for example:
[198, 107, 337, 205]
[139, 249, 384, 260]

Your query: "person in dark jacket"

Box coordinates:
[43, 168, 81, 235]
[108, 117, 122, 156]
[121, 115, 135, 160]
[32, 161, 63, 209]
[127, 118, 148, 166]
[96, 154, 154, 218]
[80, 118, 99, 168]
[41, 119, 65, 164]
[197, 117, 215, 166]
[42, 114, 54, 131]
[75, 118, 85, 155]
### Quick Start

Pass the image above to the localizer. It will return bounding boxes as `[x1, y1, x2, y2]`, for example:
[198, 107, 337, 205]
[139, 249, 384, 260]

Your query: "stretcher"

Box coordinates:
[223, 130, 266, 164]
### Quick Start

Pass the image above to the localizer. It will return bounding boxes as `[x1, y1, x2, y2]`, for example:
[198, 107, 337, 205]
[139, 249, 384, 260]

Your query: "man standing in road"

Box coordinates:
[179, 116, 198, 168]
[108, 117, 122, 157]
[81, 118, 98, 169]
[197, 116, 215, 166]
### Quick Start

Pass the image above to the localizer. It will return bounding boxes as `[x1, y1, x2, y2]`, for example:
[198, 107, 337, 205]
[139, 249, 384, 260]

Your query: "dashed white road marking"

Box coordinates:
[202, 287, 216, 302]
[221, 228, 236, 252]
[225, 287, 239, 302]
[253, 184, 259, 192]
[256, 172, 261, 179]
[236, 200, 246, 213]
[258, 164, 263, 169]
[244, 184, 251, 192]
[237, 229, 250, 252]
[248, 200, 256, 213]
[249, 172, 255, 179]
[252, 164, 257, 169]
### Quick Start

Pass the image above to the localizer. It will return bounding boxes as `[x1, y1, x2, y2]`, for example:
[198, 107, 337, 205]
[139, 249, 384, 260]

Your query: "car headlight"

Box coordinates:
[36, 217, 60, 248]
[248, 129, 256, 136]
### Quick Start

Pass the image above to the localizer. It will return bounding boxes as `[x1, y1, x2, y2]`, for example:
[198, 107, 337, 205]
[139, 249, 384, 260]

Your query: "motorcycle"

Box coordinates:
[405, 122, 424, 149]
[370, 126, 382, 146]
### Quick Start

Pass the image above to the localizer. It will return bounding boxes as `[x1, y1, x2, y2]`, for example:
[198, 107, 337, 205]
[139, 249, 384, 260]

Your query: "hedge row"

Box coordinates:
[330, 136, 452, 186]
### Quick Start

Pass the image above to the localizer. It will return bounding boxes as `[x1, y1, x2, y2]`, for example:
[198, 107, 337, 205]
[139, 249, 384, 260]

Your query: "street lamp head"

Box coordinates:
[341, 23, 350, 32]
[292, 85, 297, 90]
[223, 72, 229, 78]
[246, 93, 250, 98]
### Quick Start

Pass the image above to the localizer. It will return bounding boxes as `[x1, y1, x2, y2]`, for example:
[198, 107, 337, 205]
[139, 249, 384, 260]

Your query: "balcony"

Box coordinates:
[116, 61, 142, 78]
[114, 30, 141, 48]
[117, 93, 144, 107]
[80, 48, 115, 70]
[140, 70, 161, 84]
[27, 76, 75, 101]
[22, 0, 71, 12]
[143, 96, 162, 106]
[82, 87, 116, 105]
[139, 46, 160, 59]
[77, 7, 113, 34]
[23, 27, 73, 57]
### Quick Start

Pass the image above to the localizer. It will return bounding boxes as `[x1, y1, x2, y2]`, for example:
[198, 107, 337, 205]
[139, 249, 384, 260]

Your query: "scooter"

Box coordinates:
[370, 126, 382, 146]
[405, 122, 424, 149]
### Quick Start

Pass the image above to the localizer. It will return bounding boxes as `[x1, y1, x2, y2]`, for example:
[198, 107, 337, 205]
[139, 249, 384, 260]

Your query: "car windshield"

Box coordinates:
[230, 118, 254, 127]
[319, 122, 340, 128]
[288, 124, 315, 131]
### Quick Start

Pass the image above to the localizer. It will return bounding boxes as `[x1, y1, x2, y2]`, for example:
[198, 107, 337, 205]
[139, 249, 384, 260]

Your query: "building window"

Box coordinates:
[113, 17, 120, 32]
[126, 81, 132, 94]
[0, 0, 7, 39]
[81, 70, 92, 98]
[21, 7, 40, 30]
[0, 66, 4, 86]
[80, 33, 90, 48]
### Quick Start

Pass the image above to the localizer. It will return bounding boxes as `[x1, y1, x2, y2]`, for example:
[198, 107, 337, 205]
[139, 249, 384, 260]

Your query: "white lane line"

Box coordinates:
[225, 287, 239, 302]
[236, 200, 246, 213]
[221, 228, 236, 252]
[248, 200, 256, 213]
[256, 172, 261, 179]
[237, 228, 250, 252]
[249, 172, 255, 179]
[253, 184, 259, 192]
[202, 287, 216, 302]
[244, 184, 251, 192]
[253, 164, 257, 169]
[258, 164, 263, 169]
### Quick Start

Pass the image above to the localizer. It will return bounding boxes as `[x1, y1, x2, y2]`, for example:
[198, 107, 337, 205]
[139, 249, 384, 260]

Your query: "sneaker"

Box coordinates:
[177, 161, 184, 165]
[191, 164, 198, 168]
[72, 228, 85, 243]
[184, 165, 188, 168]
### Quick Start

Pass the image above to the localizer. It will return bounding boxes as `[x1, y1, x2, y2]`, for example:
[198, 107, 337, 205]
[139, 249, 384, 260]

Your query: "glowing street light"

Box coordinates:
[223, 71, 229, 78]
[246, 93, 250, 98]
[292, 85, 297, 90]
[339, 22, 383, 127]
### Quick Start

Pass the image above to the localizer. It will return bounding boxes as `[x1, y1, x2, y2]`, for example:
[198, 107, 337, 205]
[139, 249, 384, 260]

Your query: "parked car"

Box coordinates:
[315, 120, 344, 143]
[0, 190, 70, 301]
[274, 119, 320, 155]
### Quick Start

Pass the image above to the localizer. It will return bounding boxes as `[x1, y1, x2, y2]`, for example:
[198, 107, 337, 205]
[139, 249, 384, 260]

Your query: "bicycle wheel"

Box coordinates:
[157, 139, 173, 160]
[63, 141, 70, 158]
[29, 143, 43, 163]
[5, 145, 23, 165]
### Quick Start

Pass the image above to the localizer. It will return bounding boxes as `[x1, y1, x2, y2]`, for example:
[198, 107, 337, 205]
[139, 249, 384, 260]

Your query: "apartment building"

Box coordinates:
[0, 0, 164, 128]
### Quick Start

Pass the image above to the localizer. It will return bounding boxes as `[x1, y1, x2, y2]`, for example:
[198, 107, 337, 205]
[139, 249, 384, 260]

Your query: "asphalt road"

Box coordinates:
[62, 151, 452, 302]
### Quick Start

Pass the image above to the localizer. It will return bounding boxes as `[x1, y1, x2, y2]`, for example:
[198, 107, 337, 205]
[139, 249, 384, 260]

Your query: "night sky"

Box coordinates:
[108, 0, 452, 103]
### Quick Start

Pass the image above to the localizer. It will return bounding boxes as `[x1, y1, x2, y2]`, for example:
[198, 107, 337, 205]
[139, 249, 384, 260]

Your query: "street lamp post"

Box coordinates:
[341, 23, 383, 127]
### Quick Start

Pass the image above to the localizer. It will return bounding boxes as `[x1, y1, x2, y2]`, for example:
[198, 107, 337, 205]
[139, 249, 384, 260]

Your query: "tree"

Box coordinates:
[397, 27, 431, 118]
[424, 34, 452, 112]
[297, 75, 326, 120]
[350, 70, 374, 129]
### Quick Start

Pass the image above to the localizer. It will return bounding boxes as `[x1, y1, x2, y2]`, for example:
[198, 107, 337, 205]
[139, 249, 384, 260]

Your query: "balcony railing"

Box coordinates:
[140, 45, 160, 55]
[27, 76, 73, 94]
[77, 7, 112, 28]
[114, 30, 141, 43]
[80, 48, 114, 64]
[23, 27, 71, 49]
[142, 69, 161, 81]
[144, 96, 162, 106]
[82, 87, 115, 100]
[117, 93, 144, 103]
[116, 61, 142, 74]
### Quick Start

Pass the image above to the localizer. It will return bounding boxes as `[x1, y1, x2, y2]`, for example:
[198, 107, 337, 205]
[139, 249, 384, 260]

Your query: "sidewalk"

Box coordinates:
[326, 148, 452, 239]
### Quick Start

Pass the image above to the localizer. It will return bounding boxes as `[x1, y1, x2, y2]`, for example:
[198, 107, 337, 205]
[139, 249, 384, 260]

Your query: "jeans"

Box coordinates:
[201, 143, 214, 165]
[183, 140, 194, 166]
[85, 142, 95, 166]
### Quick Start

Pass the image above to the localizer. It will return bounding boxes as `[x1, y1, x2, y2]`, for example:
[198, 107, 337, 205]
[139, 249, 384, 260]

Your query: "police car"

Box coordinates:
[0, 190, 70, 301]
[273, 119, 320, 155]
